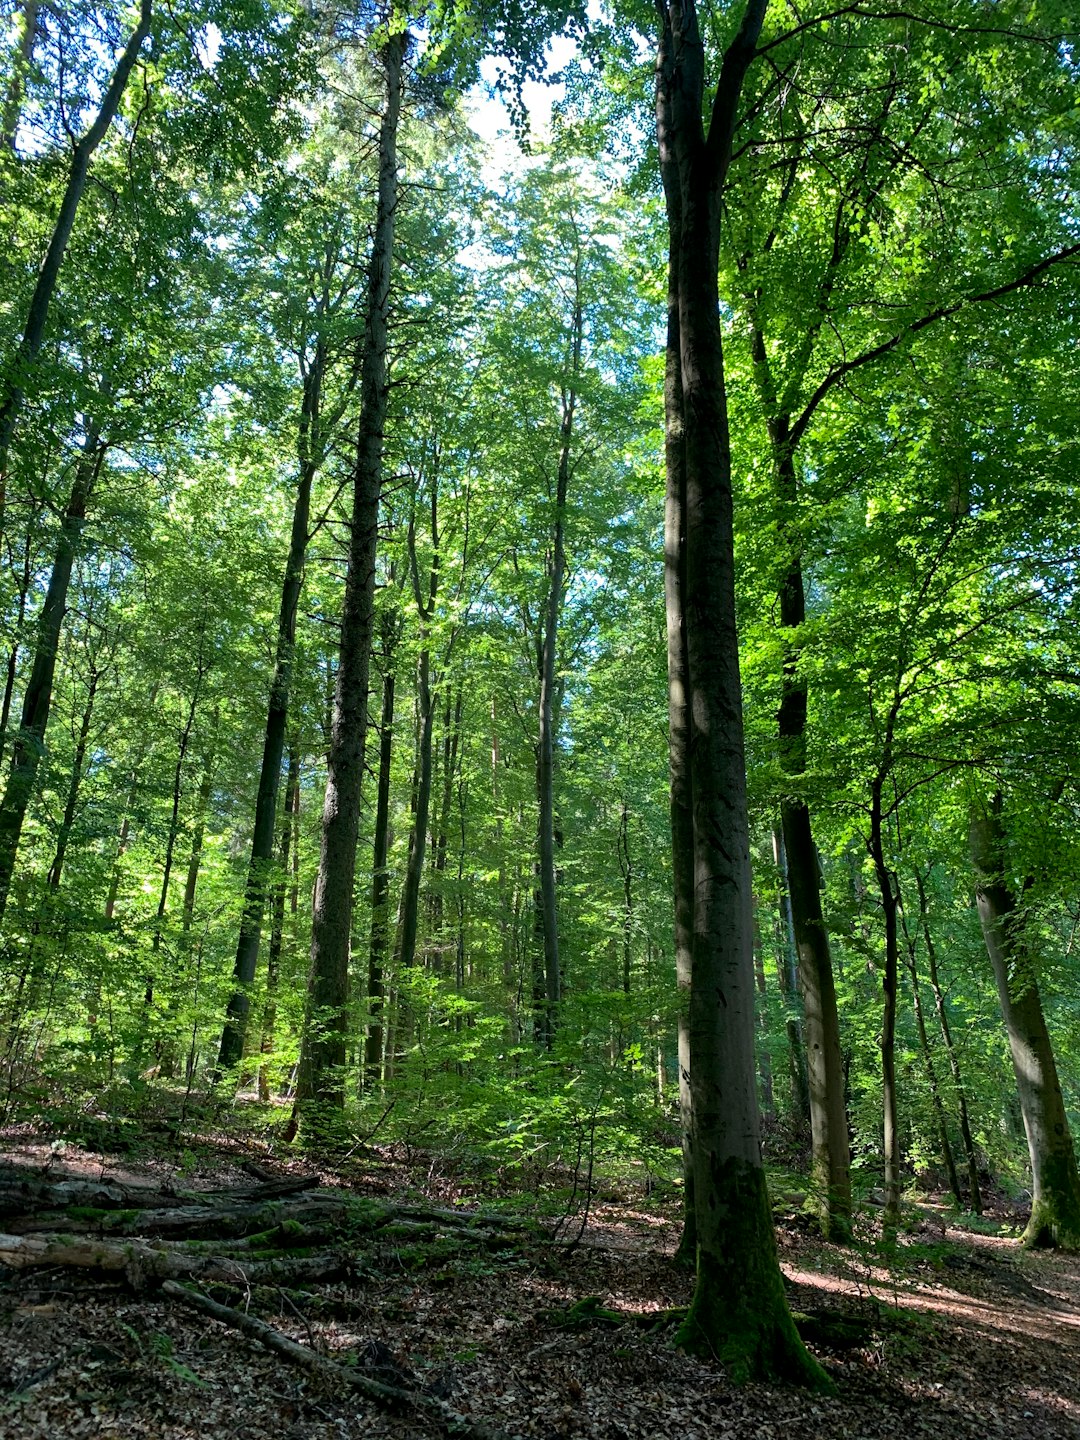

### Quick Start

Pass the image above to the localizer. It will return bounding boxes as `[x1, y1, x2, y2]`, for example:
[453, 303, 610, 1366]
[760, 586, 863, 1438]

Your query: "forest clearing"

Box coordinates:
[1, 1122, 1079, 1440]
[2, 0, 1080, 1424]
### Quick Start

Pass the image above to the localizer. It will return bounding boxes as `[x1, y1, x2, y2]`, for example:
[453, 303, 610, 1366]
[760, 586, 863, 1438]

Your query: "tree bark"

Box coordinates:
[916, 868, 981, 1213]
[259, 743, 299, 1102]
[365, 607, 398, 1090]
[0, 420, 107, 921]
[533, 299, 581, 1048]
[218, 347, 324, 1076]
[656, 0, 826, 1386]
[868, 781, 901, 1235]
[970, 796, 1080, 1249]
[772, 824, 811, 1126]
[661, 202, 696, 1265]
[0, 0, 150, 539]
[291, 31, 404, 1131]
[898, 886, 961, 1207]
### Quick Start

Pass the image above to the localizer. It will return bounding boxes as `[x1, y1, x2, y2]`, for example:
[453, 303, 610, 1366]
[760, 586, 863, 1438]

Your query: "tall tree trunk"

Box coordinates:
[662, 206, 697, 1266]
[618, 801, 632, 996]
[772, 824, 811, 1126]
[217, 348, 324, 1075]
[0, 421, 106, 921]
[290, 31, 404, 1132]
[365, 606, 398, 1090]
[916, 868, 981, 1213]
[0, 519, 36, 770]
[970, 796, 1080, 1249]
[396, 490, 440, 983]
[533, 304, 581, 1048]
[45, 658, 99, 890]
[656, 0, 824, 1386]
[0, 0, 150, 539]
[745, 302, 851, 1239]
[395, 647, 434, 976]
[431, 683, 463, 968]
[898, 885, 962, 1207]
[868, 781, 901, 1235]
[259, 743, 299, 1102]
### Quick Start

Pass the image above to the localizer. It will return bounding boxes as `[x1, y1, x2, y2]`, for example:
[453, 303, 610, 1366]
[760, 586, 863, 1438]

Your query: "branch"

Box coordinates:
[788, 241, 1080, 451]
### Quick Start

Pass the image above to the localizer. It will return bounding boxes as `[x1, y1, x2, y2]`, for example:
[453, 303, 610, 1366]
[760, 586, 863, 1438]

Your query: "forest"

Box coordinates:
[0, 0, 1079, 1435]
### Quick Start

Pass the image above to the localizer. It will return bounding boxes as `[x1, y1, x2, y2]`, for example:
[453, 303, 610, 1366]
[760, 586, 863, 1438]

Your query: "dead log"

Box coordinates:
[0, 1171, 317, 1217]
[160, 1280, 509, 1440]
[0, 1231, 349, 1287]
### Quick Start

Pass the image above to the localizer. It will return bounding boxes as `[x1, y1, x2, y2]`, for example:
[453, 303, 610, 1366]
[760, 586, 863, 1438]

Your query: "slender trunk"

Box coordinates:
[259, 744, 299, 1103]
[753, 902, 773, 1116]
[896, 879, 961, 1205]
[145, 681, 201, 1005]
[657, 0, 823, 1385]
[395, 647, 434, 974]
[772, 824, 811, 1125]
[0, 0, 150, 537]
[534, 308, 580, 1048]
[43, 659, 98, 890]
[0, 522, 35, 770]
[0, 423, 106, 921]
[218, 351, 323, 1075]
[868, 782, 901, 1234]
[1, 0, 38, 152]
[618, 801, 632, 995]
[431, 683, 463, 967]
[970, 797, 1080, 1248]
[291, 32, 404, 1130]
[365, 610, 397, 1089]
[917, 869, 982, 1213]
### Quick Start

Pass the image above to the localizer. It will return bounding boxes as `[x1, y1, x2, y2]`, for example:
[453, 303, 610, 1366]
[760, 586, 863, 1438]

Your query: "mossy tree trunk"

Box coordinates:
[970, 796, 1080, 1249]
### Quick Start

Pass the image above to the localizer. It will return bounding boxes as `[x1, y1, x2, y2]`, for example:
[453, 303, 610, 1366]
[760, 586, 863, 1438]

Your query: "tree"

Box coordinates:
[970, 795, 1080, 1249]
[290, 23, 406, 1130]
[653, 0, 825, 1384]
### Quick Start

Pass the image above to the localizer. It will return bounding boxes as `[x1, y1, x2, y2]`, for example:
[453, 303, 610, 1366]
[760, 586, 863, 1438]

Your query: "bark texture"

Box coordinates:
[655, 0, 827, 1387]
[219, 348, 324, 1075]
[970, 798, 1080, 1249]
[291, 32, 404, 1129]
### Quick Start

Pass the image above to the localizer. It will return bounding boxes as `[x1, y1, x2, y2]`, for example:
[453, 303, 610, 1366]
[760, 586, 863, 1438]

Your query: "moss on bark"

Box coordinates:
[1024, 1150, 1080, 1251]
[675, 1159, 833, 1391]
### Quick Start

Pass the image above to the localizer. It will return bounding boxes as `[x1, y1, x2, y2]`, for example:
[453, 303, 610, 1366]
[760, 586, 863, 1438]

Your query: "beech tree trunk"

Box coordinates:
[259, 743, 298, 1102]
[365, 605, 399, 1089]
[655, 0, 824, 1386]
[533, 301, 581, 1047]
[868, 782, 901, 1234]
[0, 0, 150, 538]
[291, 31, 404, 1130]
[218, 347, 324, 1076]
[772, 825, 811, 1126]
[906, 933, 962, 1208]
[917, 868, 981, 1213]
[0, 421, 107, 921]
[970, 797, 1080, 1249]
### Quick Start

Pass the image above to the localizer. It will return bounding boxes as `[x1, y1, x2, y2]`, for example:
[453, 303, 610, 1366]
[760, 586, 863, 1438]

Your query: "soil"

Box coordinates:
[0, 1132, 1077, 1440]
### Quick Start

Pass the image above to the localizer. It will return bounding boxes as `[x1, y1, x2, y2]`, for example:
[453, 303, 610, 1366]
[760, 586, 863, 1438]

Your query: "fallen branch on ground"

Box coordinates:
[161, 1279, 510, 1440]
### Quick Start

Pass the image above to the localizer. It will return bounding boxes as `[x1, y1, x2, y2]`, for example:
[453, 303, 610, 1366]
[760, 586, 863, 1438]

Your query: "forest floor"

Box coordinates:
[0, 1121, 1077, 1440]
